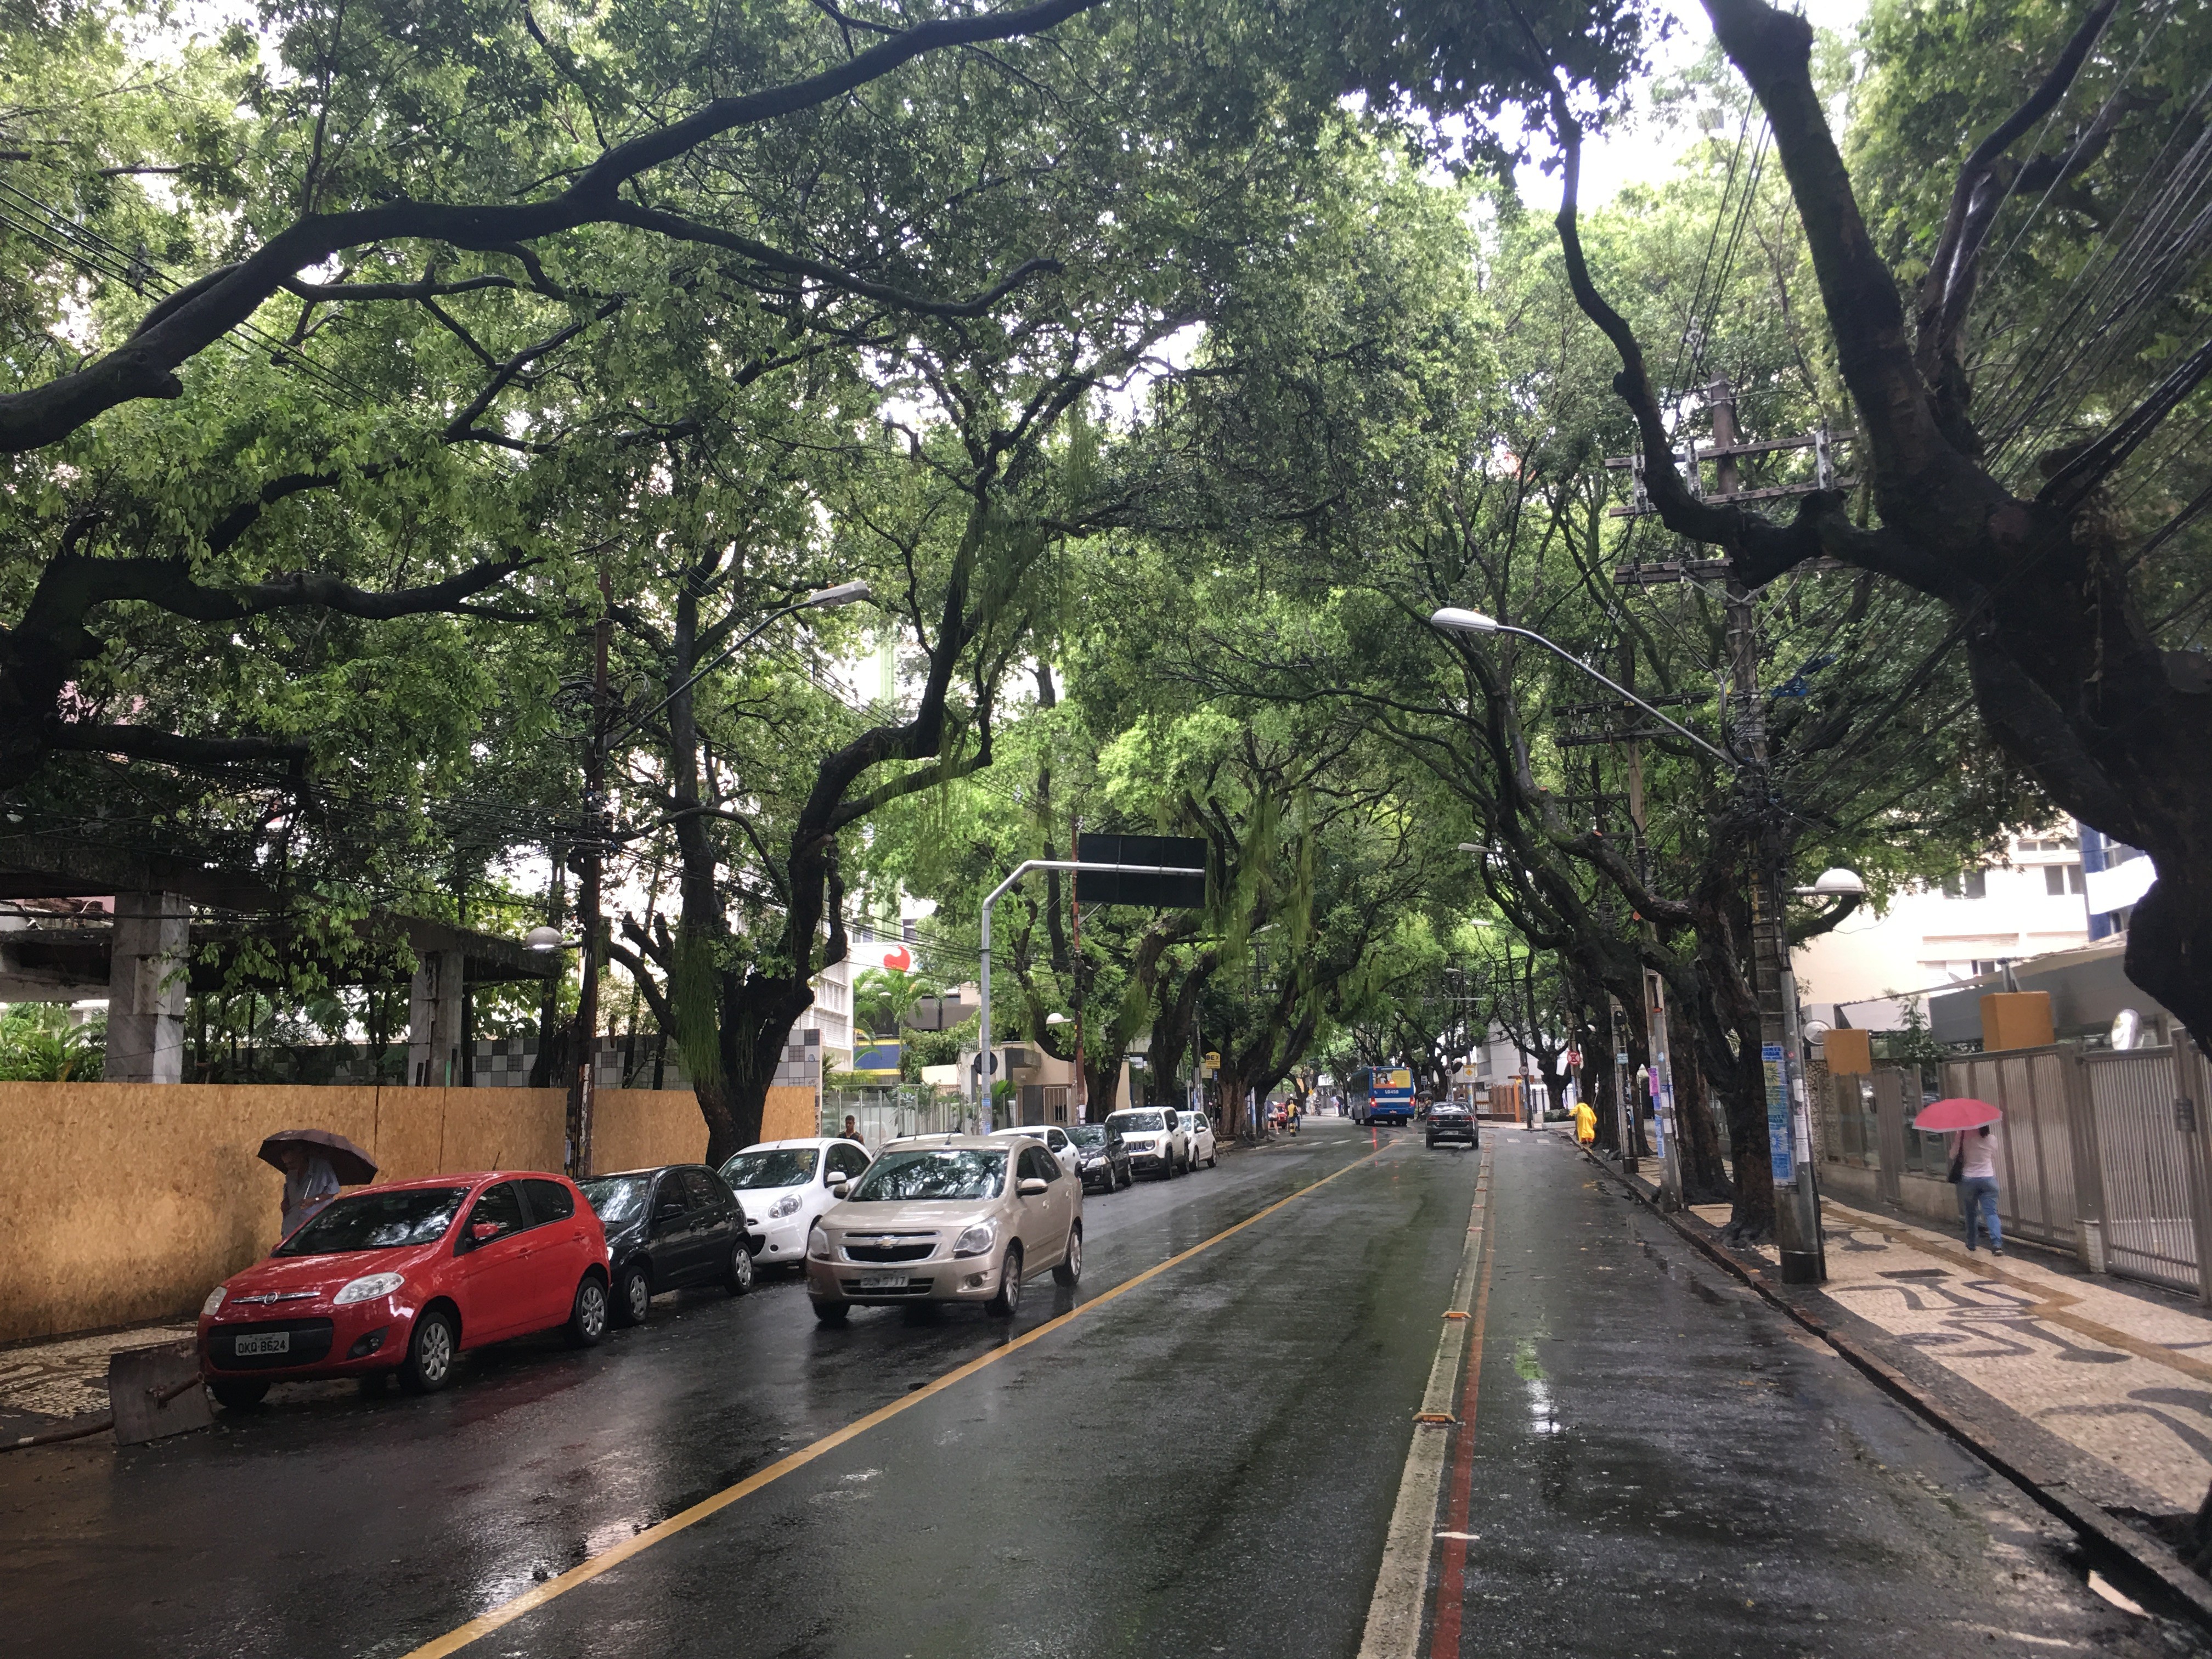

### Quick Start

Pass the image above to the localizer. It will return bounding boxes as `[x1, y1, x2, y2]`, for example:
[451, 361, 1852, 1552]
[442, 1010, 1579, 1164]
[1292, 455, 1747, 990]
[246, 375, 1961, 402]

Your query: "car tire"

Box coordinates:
[987, 1244, 1025, 1318]
[1117, 1163, 1131, 1189]
[724, 1241, 754, 1296]
[566, 1273, 610, 1348]
[811, 1298, 849, 1325]
[398, 1308, 458, 1395]
[613, 1261, 652, 1327]
[209, 1378, 269, 1410]
[1053, 1224, 1082, 1286]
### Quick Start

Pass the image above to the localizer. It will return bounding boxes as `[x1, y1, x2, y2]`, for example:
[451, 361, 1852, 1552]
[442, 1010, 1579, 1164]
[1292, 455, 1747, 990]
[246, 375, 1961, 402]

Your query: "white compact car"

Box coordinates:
[1179, 1110, 1218, 1169]
[719, 1137, 873, 1267]
[1104, 1107, 1186, 1178]
[987, 1123, 1081, 1179]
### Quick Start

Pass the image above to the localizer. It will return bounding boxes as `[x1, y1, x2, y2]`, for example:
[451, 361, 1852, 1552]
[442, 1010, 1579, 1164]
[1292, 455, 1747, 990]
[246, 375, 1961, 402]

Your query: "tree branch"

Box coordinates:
[0, 0, 1109, 452]
[45, 722, 308, 769]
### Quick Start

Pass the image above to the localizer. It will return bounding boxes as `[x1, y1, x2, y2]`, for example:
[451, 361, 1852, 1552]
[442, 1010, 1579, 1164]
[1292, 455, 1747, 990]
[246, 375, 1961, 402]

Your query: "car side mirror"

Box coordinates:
[470, 1221, 503, 1243]
[1018, 1176, 1049, 1197]
[831, 1179, 852, 1198]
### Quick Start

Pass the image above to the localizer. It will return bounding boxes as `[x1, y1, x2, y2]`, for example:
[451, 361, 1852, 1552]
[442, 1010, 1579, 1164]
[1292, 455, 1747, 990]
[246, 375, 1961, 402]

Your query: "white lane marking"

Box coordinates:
[1356, 1144, 1491, 1659]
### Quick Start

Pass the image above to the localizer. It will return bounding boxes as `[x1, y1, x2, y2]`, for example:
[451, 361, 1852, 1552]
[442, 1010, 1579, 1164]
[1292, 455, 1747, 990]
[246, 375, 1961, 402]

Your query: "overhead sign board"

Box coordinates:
[1074, 834, 1207, 909]
[903, 997, 974, 1031]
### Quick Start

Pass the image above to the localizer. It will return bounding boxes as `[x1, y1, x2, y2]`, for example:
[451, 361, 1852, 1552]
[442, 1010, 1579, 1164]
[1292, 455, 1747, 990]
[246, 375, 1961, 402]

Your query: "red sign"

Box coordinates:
[883, 946, 911, 972]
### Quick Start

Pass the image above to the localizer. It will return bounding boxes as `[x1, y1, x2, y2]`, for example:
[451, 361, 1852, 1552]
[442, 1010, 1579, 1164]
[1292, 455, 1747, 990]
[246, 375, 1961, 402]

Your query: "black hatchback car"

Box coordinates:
[1426, 1099, 1479, 1148]
[579, 1165, 763, 1326]
[1069, 1123, 1132, 1192]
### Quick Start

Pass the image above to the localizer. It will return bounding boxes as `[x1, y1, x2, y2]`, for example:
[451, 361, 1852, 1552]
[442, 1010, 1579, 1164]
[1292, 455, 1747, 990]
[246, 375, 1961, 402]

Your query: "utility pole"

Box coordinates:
[567, 569, 612, 1179]
[1708, 379, 1825, 1284]
[1598, 373, 1848, 1281]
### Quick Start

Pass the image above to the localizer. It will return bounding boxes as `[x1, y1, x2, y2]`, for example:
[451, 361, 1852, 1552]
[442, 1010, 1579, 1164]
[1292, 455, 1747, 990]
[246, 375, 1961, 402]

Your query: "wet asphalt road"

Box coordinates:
[0, 1120, 2199, 1658]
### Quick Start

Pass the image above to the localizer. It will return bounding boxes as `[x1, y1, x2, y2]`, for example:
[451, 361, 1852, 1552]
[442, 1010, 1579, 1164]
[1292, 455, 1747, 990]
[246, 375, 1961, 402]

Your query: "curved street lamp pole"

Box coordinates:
[1431, 605, 1838, 1283]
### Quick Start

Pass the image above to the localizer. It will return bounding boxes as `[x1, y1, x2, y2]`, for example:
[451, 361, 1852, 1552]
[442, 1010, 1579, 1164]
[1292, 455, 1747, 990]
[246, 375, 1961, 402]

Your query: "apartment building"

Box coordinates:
[1793, 828, 2091, 1022]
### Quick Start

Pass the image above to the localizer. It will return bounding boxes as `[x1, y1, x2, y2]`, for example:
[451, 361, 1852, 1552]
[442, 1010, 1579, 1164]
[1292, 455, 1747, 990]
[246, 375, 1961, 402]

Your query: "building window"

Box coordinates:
[902, 918, 917, 944]
[2045, 863, 2086, 895]
[1942, 870, 1988, 899]
[2020, 835, 2079, 853]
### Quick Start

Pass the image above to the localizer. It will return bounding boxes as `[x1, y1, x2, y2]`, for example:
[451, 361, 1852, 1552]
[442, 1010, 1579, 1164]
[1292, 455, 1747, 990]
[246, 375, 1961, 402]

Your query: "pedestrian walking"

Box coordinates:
[840, 1114, 866, 1148]
[276, 1142, 341, 1237]
[1572, 1099, 1597, 1147]
[1951, 1124, 2004, 1255]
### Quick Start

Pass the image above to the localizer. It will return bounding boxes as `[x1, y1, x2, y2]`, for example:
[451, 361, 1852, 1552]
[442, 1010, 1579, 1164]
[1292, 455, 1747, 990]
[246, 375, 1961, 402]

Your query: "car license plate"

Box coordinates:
[233, 1330, 291, 1357]
[859, 1273, 910, 1290]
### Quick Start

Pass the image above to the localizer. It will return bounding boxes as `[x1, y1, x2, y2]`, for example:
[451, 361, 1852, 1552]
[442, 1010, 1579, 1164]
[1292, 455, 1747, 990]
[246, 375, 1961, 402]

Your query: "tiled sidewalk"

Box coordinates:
[1768, 1198, 2212, 1515]
[0, 1321, 195, 1428]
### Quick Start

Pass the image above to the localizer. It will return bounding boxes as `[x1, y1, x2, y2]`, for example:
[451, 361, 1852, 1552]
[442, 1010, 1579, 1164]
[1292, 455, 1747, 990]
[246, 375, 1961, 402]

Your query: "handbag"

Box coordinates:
[1946, 1143, 1965, 1184]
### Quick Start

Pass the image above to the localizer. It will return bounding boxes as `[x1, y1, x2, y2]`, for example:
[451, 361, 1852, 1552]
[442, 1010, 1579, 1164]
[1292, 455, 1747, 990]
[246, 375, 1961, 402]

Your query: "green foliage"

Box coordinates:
[0, 1003, 103, 1081]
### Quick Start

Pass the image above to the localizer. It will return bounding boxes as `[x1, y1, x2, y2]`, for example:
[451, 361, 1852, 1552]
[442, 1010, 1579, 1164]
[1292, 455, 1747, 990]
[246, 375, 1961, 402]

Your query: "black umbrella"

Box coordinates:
[256, 1128, 377, 1187]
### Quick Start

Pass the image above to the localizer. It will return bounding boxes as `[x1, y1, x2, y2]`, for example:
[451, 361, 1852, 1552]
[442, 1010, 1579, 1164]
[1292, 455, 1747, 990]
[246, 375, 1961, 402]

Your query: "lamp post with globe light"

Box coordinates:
[1429, 605, 1860, 1280]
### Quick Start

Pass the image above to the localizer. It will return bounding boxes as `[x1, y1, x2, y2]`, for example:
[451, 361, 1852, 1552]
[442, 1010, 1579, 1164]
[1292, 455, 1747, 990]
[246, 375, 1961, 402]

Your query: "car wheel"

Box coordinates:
[613, 1261, 652, 1327]
[987, 1244, 1025, 1318]
[1117, 1163, 1131, 1189]
[1053, 1224, 1082, 1286]
[1427, 1133, 1437, 1148]
[724, 1241, 754, 1296]
[399, 1308, 458, 1395]
[566, 1273, 610, 1348]
[811, 1298, 849, 1325]
[208, 1378, 269, 1410]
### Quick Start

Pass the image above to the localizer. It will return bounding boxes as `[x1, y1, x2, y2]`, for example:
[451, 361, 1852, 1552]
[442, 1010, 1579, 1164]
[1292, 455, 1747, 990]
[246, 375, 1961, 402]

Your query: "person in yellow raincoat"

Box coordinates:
[1572, 1099, 1598, 1146]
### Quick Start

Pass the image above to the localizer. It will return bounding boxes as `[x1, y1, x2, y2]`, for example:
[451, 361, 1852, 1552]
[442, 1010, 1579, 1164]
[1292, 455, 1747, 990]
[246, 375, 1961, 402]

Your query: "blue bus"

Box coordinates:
[1350, 1066, 1417, 1125]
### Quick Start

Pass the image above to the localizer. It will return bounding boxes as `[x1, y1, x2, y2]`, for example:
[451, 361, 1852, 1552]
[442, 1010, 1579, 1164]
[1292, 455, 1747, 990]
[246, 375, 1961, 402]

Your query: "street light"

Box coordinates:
[524, 926, 568, 953]
[1429, 604, 1850, 1282]
[1793, 867, 1867, 897]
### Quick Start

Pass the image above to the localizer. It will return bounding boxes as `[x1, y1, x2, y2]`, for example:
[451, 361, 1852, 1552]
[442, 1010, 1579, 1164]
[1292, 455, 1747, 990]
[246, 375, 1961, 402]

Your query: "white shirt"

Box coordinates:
[1958, 1128, 1997, 1181]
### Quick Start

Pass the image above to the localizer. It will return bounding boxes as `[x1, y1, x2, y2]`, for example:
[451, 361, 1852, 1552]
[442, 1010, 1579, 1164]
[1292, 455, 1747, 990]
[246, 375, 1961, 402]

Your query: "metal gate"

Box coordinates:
[1941, 1046, 2081, 1250]
[2083, 1047, 2198, 1291]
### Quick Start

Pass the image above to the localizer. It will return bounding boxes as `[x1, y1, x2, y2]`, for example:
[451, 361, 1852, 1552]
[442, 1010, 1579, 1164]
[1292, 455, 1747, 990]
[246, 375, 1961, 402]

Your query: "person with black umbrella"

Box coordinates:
[258, 1129, 377, 1238]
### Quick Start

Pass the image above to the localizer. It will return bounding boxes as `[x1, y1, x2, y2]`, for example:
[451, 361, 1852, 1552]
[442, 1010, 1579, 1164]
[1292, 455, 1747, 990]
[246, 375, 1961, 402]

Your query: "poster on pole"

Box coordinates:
[1763, 1042, 1794, 1181]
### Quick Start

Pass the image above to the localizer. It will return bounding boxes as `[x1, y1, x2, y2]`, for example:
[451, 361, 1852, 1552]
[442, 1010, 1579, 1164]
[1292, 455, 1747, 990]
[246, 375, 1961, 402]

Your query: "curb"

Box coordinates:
[1579, 1146, 2212, 1633]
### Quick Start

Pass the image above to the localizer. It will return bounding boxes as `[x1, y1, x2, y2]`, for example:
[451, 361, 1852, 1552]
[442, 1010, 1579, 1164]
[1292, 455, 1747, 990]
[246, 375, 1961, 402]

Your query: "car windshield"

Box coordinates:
[720, 1148, 819, 1189]
[849, 1149, 1006, 1202]
[1109, 1111, 1165, 1133]
[579, 1175, 652, 1224]
[1070, 1126, 1110, 1147]
[273, 1187, 468, 1256]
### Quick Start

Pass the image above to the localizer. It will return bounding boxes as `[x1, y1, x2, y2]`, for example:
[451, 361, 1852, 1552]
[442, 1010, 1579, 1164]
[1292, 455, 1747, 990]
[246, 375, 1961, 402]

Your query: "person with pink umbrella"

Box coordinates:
[1921, 1097, 2005, 1256]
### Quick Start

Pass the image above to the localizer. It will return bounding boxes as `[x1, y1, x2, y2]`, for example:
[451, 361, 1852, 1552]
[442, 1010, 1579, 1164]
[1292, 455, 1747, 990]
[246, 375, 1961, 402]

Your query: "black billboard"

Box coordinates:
[1073, 834, 1208, 909]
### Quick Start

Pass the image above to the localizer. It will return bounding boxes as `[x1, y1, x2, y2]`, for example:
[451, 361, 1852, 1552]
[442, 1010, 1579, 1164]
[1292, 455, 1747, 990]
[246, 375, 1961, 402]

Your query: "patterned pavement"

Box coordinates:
[1798, 1199, 2212, 1513]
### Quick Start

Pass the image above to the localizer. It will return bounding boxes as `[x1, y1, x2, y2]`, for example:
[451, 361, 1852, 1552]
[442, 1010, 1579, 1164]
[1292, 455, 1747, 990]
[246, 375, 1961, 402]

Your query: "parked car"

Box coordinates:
[1104, 1107, 1185, 1177]
[805, 1135, 1081, 1321]
[1069, 1122, 1132, 1192]
[198, 1172, 611, 1407]
[1426, 1099, 1479, 1148]
[1179, 1109, 1218, 1169]
[579, 1165, 759, 1326]
[986, 1122, 1081, 1179]
[719, 1137, 873, 1267]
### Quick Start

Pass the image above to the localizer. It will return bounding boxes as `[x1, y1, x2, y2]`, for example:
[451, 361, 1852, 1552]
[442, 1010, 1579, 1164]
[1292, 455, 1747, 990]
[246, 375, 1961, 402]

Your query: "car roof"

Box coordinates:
[588, 1164, 700, 1178]
[985, 1126, 1056, 1137]
[736, 1138, 842, 1152]
[879, 1133, 1017, 1152]
[342, 1171, 537, 1193]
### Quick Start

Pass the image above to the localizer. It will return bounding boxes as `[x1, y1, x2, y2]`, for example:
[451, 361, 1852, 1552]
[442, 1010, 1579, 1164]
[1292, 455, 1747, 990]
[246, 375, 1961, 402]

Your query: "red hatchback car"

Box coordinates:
[198, 1171, 612, 1407]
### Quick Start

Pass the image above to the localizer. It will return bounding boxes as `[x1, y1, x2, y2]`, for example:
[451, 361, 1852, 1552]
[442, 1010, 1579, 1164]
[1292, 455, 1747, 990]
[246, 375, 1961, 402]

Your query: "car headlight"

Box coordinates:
[769, 1193, 804, 1219]
[334, 1272, 406, 1306]
[201, 1285, 227, 1317]
[953, 1221, 998, 1259]
[807, 1225, 832, 1261]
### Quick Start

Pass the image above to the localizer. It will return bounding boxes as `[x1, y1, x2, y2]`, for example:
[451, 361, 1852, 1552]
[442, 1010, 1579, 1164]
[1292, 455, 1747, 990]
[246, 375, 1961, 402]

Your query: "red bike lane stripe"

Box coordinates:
[1427, 1189, 1497, 1659]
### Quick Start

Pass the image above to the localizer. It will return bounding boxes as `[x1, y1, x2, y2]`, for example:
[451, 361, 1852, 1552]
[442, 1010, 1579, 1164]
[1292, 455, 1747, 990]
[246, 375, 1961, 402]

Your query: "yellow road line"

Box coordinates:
[402, 1141, 1387, 1659]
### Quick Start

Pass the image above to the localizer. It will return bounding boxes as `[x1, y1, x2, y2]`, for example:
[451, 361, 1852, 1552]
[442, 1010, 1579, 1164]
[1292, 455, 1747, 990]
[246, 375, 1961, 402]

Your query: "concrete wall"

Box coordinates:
[0, 1082, 809, 1344]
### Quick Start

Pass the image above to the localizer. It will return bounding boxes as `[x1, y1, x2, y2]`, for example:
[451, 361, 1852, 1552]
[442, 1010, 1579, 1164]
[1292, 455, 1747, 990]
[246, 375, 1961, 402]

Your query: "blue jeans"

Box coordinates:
[1959, 1175, 2002, 1251]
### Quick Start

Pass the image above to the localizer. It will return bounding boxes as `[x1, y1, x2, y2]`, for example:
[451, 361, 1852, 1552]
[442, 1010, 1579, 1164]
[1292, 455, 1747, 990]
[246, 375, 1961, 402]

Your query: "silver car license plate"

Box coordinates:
[233, 1330, 291, 1357]
[859, 1273, 910, 1290]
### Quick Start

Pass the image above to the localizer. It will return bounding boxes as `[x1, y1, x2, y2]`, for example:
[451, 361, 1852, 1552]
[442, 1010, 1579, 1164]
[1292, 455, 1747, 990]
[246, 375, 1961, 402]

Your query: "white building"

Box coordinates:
[1793, 827, 2090, 1026]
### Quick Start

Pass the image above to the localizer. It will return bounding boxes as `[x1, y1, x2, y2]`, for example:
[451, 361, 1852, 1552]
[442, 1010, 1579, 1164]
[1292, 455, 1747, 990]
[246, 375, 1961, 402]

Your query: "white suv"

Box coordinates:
[987, 1124, 1080, 1179]
[1104, 1107, 1186, 1178]
[1179, 1110, 1218, 1169]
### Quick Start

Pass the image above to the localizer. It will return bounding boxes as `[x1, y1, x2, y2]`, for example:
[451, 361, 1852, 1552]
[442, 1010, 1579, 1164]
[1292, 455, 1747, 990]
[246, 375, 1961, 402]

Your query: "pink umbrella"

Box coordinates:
[1915, 1097, 2002, 1132]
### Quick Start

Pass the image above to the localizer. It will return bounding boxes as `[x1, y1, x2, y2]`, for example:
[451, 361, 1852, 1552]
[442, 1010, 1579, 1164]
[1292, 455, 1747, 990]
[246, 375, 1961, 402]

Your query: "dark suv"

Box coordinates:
[1426, 1099, 1478, 1149]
